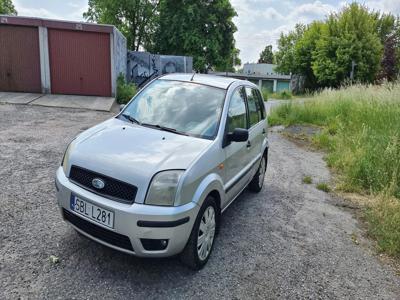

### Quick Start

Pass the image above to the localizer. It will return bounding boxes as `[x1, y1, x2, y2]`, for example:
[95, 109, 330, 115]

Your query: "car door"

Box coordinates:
[244, 87, 265, 173]
[222, 86, 252, 207]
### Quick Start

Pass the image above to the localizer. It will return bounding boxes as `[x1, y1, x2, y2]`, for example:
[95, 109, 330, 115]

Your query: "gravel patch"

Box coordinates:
[1, 104, 399, 299]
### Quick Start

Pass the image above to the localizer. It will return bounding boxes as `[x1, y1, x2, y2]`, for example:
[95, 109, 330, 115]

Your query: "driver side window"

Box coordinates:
[227, 87, 247, 133]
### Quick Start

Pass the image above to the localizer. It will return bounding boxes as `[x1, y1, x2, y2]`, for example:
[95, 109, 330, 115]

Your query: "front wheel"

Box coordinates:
[249, 154, 267, 192]
[180, 196, 218, 270]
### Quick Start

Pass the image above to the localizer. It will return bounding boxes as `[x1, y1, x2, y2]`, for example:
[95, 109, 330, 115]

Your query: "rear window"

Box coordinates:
[245, 87, 263, 126]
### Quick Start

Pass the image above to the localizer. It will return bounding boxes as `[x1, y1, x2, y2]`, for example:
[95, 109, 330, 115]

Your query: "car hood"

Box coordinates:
[67, 118, 212, 203]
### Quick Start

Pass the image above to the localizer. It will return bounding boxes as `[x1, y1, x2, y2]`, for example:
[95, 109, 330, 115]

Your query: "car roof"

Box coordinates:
[160, 73, 256, 90]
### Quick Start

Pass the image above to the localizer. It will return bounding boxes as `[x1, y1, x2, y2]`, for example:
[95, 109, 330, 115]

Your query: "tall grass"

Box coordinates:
[262, 89, 292, 101]
[270, 82, 400, 255]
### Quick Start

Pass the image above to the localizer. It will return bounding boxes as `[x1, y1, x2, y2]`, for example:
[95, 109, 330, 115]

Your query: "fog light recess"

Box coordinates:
[141, 239, 169, 251]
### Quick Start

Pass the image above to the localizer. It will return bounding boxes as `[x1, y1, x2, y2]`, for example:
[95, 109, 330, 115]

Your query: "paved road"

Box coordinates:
[1, 104, 399, 299]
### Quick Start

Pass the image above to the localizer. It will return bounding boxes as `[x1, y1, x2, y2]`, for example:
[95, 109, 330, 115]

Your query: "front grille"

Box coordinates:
[69, 165, 137, 204]
[63, 209, 134, 252]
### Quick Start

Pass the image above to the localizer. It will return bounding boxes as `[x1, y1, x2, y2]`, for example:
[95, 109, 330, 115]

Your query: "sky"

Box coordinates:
[12, 0, 400, 64]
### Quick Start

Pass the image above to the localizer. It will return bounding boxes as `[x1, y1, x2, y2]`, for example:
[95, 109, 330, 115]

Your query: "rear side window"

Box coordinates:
[227, 88, 247, 132]
[245, 87, 262, 126]
[255, 89, 266, 119]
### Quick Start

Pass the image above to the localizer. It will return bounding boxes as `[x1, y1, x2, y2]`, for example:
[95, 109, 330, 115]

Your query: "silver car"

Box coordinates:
[55, 74, 268, 269]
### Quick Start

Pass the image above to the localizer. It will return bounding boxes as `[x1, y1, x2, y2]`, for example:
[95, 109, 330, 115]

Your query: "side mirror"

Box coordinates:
[119, 104, 125, 112]
[227, 128, 249, 143]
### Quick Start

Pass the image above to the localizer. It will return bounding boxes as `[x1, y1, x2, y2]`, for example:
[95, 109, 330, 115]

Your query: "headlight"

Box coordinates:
[145, 170, 184, 206]
[61, 141, 75, 175]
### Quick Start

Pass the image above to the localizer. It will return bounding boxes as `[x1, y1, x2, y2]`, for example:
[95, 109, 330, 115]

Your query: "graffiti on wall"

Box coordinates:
[127, 51, 193, 87]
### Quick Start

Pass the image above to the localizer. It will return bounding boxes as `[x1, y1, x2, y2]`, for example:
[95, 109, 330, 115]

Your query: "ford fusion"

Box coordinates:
[55, 74, 268, 269]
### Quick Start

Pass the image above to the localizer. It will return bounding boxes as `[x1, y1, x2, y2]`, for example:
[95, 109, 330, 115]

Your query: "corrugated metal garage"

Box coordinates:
[0, 25, 41, 93]
[48, 29, 111, 97]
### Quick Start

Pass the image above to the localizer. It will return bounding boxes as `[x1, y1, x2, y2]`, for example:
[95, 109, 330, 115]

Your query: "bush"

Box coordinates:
[269, 90, 293, 100]
[116, 74, 137, 104]
[276, 90, 292, 100]
[261, 89, 292, 101]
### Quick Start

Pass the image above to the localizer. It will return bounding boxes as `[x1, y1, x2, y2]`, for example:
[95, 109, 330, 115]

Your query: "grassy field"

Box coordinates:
[269, 82, 400, 256]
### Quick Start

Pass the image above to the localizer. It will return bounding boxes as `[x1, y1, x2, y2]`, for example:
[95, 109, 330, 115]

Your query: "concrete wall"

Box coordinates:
[244, 63, 281, 76]
[127, 51, 193, 86]
[38, 26, 51, 94]
[111, 27, 127, 96]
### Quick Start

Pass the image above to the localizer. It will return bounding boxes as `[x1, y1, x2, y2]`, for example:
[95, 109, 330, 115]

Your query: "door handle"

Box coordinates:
[246, 141, 251, 148]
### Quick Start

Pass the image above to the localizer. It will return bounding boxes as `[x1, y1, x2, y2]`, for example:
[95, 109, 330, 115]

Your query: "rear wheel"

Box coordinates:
[180, 196, 218, 270]
[249, 153, 267, 192]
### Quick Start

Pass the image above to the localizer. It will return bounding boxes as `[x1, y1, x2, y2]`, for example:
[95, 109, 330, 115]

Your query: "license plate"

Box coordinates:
[70, 194, 114, 228]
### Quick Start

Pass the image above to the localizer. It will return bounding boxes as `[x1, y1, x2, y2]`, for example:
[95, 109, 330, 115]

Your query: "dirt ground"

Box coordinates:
[1, 104, 399, 299]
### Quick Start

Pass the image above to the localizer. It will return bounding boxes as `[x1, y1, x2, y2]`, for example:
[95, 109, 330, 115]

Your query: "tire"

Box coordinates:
[248, 152, 267, 193]
[180, 196, 218, 270]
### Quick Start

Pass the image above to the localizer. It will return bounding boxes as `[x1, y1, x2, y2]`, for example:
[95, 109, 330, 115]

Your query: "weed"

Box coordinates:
[302, 176, 313, 184]
[262, 89, 292, 101]
[269, 82, 400, 198]
[116, 74, 137, 104]
[269, 82, 400, 257]
[316, 182, 331, 192]
[366, 194, 400, 256]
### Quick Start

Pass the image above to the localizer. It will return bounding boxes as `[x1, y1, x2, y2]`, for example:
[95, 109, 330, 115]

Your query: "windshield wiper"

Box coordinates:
[141, 123, 189, 136]
[121, 113, 141, 125]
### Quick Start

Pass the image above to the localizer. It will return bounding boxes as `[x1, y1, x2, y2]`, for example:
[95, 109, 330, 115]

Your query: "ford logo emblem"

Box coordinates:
[92, 178, 105, 189]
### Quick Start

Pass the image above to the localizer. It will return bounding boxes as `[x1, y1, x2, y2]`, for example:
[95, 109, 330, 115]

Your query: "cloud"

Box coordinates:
[263, 7, 284, 20]
[232, 0, 355, 64]
[365, 0, 400, 14]
[288, 1, 336, 22]
[13, 4, 61, 19]
[13, 0, 86, 21]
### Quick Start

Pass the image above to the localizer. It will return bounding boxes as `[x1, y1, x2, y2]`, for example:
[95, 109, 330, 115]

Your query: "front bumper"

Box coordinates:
[55, 167, 199, 257]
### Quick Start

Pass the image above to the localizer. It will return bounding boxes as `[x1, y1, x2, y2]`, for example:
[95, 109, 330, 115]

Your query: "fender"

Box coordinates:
[262, 136, 269, 153]
[191, 173, 225, 208]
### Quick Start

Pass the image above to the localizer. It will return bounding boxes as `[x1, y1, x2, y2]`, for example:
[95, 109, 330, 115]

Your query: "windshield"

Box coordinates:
[120, 79, 226, 139]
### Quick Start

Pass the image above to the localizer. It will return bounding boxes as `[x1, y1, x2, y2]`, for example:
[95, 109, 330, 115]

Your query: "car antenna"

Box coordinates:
[190, 72, 196, 81]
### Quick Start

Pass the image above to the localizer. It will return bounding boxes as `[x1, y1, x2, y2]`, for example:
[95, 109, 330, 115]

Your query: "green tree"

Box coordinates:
[312, 3, 383, 86]
[0, 0, 17, 15]
[83, 0, 159, 51]
[378, 34, 398, 81]
[374, 12, 396, 43]
[258, 45, 274, 64]
[214, 48, 242, 72]
[294, 21, 324, 89]
[373, 13, 400, 80]
[151, 0, 239, 72]
[275, 24, 305, 74]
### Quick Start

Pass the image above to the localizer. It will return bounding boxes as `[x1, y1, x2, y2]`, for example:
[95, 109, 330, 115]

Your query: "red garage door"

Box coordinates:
[0, 25, 41, 93]
[48, 29, 111, 97]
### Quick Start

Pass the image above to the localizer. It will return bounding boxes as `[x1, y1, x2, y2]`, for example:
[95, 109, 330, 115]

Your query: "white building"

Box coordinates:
[242, 63, 291, 92]
[213, 63, 291, 93]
